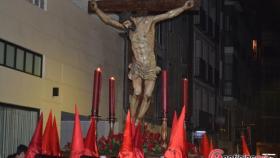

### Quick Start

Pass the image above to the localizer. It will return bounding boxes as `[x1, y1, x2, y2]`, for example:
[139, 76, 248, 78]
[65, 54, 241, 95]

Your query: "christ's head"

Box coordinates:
[122, 19, 136, 31]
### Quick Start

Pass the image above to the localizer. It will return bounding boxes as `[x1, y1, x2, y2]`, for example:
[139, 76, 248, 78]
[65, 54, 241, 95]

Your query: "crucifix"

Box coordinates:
[88, 0, 199, 124]
[88, 0, 199, 13]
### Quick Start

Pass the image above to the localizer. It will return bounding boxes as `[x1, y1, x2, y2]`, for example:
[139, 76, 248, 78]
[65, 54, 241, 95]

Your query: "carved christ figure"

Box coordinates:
[91, 0, 195, 123]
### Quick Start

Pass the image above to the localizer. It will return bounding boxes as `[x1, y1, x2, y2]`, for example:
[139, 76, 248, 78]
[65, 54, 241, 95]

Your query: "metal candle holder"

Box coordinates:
[92, 115, 101, 137]
[109, 117, 116, 136]
[161, 116, 168, 149]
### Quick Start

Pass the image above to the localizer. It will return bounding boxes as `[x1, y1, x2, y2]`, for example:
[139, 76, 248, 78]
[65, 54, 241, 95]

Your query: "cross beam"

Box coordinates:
[88, 0, 200, 13]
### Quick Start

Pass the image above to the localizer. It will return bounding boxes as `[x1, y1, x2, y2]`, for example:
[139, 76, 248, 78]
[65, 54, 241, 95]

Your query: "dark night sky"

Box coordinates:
[239, 0, 280, 70]
[240, 0, 280, 31]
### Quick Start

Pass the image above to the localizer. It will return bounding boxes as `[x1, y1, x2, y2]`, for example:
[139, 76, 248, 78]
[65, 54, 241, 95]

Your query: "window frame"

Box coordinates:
[32, 0, 47, 10]
[0, 38, 43, 78]
[5, 44, 16, 68]
[0, 41, 5, 65]
[15, 48, 25, 71]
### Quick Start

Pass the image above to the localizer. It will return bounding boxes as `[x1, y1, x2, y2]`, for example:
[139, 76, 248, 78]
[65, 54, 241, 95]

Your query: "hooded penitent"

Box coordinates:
[164, 106, 187, 158]
[118, 111, 136, 158]
[241, 134, 250, 155]
[84, 117, 99, 157]
[134, 122, 144, 158]
[25, 113, 43, 158]
[200, 134, 210, 158]
[42, 111, 52, 155]
[70, 105, 85, 158]
[50, 116, 62, 157]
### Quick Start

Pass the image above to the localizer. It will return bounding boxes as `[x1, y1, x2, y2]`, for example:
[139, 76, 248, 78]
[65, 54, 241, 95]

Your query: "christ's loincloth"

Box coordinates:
[128, 62, 161, 80]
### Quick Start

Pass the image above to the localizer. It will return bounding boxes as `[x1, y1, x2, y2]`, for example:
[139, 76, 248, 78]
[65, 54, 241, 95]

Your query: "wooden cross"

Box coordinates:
[88, 0, 200, 13]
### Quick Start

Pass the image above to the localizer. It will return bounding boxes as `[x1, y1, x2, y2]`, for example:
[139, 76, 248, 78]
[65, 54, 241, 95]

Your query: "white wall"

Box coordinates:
[0, 0, 125, 134]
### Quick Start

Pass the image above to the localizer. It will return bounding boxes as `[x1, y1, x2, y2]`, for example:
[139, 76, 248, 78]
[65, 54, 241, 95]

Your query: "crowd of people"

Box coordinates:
[7, 144, 28, 158]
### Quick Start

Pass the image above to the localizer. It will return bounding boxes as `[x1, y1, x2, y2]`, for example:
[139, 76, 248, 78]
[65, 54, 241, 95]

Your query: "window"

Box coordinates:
[194, 39, 202, 76]
[34, 55, 42, 76]
[199, 58, 206, 80]
[225, 15, 232, 32]
[0, 41, 4, 64]
[0, 103, 39, 158]
[32, 0, 47, 10]
[208, 65, 213, 83]
[195, 39, 202, 57]
[25, 52, 33, 74]
[224, 64, 232, 80]
[215, 69, 219, 85]
[16, 48, 24, 71]
[224, 82, 232, 96]
[224, 53, 233, 64]
[158, 24, 163, 46]
[6, 45, 15, 68]
[194, 14, 200, 25]
[0, 38, 43, 77]
[200, 8, 206, 30]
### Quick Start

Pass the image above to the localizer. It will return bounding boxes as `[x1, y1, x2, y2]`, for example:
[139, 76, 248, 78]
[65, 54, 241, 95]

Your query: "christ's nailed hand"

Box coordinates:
[91, 0, 98, 11]
[184, 0, 195, 8]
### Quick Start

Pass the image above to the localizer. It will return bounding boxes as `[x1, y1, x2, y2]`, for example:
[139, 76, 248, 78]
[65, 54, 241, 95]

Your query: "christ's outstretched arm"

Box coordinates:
[152, 0, 195, 24]
[90, 0, 125, 30]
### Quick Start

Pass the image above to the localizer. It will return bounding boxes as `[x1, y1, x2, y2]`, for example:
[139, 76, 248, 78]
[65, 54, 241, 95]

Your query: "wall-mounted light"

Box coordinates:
[194, 130, 206, 139]
[262, 153, 276, 156]
[252, 39, 257, 58]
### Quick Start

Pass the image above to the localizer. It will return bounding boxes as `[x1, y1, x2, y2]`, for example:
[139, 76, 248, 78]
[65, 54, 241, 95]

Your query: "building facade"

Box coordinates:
[0, 0, 266, 156]
[0, 0, 124, 156]
[219, 0, 259, 153]
[151, 0, 260, 153]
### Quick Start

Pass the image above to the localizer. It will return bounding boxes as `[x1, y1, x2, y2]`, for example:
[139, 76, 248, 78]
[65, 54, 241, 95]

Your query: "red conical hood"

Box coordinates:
[42, 111, 52, 155]
[121, 111, 133, 151]
[169, 111, 178, 145]
[118, 111, 135, 158]
[134, 122, 144, 158]
[84, 117, 99, 157]
[241, 134, 250, 155]
[51, 116, 62, 157]
[200, 134, 210, 158]
[70, 105, 85, 158]
[131, 120, 136, 139]
[164, 106, 186, 158]
[134, 122, 143, 150]
[25, 113, 43, 158]
[130, 120, 144, 158]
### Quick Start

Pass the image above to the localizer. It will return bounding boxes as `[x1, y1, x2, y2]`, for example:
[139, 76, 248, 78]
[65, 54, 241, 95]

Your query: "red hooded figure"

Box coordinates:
[51, 116, 62, 157]
[25, 113, 43, 158]
[134, 122, 144, 158]
[241, 134, 250, 155]
[164, 106, 187, 158]
[118, 111, 136, 158]
[169, 111, 178, 145]
[70, 105, 85, 158]
[84, 117, 99, 157]
[42, 111, 52, 155]
[200, 134, 210, 158]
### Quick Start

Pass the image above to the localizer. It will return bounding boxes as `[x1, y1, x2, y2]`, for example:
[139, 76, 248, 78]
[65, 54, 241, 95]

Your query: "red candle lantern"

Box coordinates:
[92, 67, 102, 117]
[162, 70, 168, 118]
[109, 77, 115, 119]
